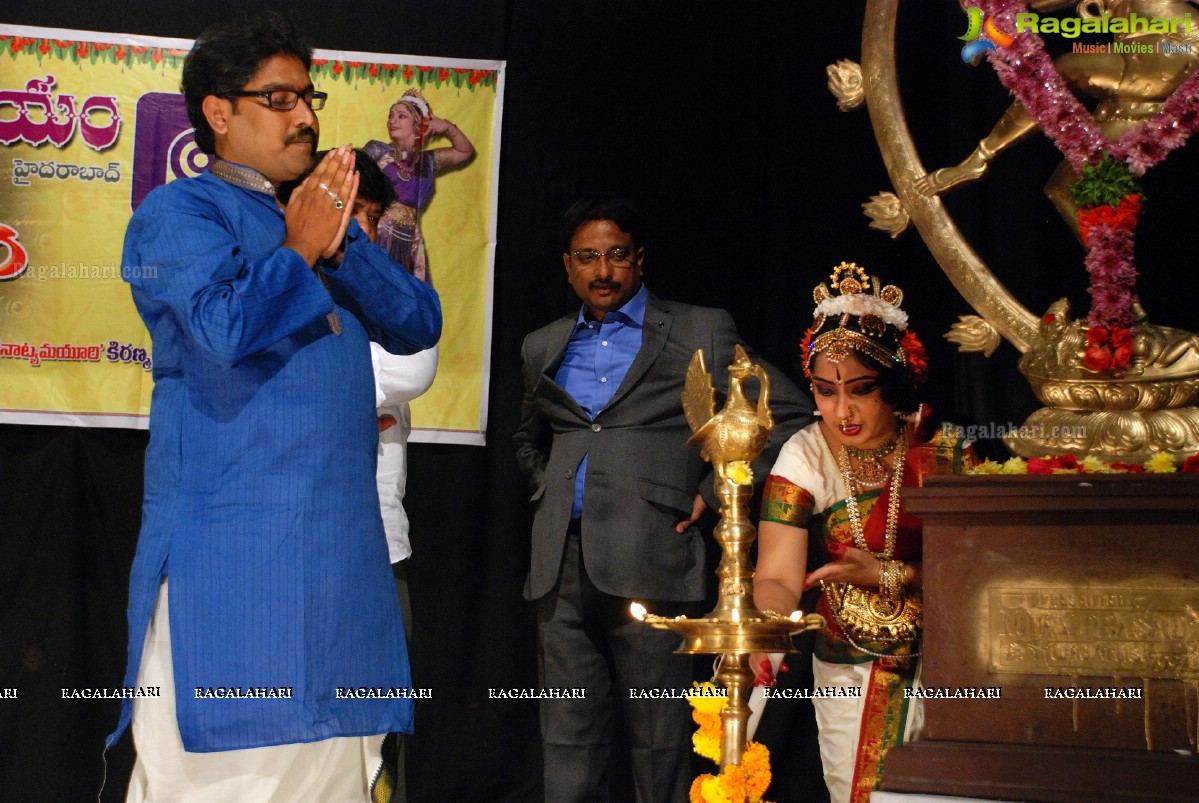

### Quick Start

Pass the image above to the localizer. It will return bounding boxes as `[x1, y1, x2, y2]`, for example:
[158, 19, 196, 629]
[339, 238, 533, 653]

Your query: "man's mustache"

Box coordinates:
[589, 280, 620, 292]
[286, 130, 317, 147]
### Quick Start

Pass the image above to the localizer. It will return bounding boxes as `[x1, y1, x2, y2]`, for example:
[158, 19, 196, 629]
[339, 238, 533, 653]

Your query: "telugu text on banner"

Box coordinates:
[0, 25, 503, 444]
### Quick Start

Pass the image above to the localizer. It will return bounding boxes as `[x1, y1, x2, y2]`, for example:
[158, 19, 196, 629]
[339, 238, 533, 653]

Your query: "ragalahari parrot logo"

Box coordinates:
[960, 6, 1015, 64]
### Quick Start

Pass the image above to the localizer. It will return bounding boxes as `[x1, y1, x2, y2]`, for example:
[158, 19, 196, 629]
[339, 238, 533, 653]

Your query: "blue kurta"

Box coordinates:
[108, 169, 441, 752]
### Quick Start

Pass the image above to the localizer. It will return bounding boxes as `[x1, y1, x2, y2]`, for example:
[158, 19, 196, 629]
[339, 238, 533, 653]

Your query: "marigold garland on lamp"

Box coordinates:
[687, 682, 774, 803]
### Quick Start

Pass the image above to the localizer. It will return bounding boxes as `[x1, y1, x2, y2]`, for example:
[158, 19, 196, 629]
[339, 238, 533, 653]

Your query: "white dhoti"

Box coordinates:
[127, 582, 384, 803]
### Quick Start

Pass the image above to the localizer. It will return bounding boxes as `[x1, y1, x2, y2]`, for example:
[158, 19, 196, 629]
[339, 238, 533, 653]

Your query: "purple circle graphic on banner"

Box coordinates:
[168, 129, 210, 179]
[131, 92, 212, 211]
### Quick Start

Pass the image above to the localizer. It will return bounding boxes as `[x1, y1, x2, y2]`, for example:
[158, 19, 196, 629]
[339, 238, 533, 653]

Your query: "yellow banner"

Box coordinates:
[0, 26, 503, 443]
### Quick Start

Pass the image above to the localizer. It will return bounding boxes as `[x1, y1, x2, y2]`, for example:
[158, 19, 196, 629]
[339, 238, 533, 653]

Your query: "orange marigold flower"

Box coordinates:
[718, 765, 749, 802]
[741, 742, 772, 797]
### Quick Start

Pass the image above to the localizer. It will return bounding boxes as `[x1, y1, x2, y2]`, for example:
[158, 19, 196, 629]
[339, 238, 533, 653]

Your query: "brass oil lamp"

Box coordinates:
[632, 345, 823, 767]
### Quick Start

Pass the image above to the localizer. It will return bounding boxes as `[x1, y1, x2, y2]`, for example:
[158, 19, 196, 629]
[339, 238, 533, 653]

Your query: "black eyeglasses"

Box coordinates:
[570, 246, 636, 267]
[225, 88, 328, 111]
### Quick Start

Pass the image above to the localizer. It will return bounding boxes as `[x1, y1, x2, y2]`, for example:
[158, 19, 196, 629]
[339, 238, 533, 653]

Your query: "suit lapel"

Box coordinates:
[600, 292, 671, 414]
[536, 315, 590, 420]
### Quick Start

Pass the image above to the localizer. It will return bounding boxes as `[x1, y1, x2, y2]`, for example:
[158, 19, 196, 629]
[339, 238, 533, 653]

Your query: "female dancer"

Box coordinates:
[753, 262, 970, 802]
[362, 88, 475, 282]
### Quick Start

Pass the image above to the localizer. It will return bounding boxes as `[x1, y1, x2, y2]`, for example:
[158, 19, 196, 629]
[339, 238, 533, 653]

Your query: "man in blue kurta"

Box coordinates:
[106, 15, 441, 801]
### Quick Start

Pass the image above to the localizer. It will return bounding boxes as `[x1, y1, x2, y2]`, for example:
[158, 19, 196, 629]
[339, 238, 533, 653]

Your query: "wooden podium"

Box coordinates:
[880, 475, 1199, 803]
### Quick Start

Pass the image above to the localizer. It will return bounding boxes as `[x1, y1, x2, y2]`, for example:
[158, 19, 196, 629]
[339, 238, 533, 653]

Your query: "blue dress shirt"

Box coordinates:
[554, 285, 647, 519]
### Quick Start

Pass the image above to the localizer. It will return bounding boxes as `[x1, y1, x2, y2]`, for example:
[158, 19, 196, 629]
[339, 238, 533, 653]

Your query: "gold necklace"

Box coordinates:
[843, 436, 899, 487]
[836, 431, 907, 560]
[394, 147, 415, 181]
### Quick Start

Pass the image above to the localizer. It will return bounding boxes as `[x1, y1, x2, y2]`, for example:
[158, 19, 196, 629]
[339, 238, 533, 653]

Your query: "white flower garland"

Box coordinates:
[814, 293, 909, 330]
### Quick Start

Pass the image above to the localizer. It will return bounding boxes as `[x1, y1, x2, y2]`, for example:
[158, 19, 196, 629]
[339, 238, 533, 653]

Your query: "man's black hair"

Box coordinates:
[181, 12, 313, 155]
[275, 149, 396, 208]
[561, 196, 645, 252]
[353, 150, 395, 208]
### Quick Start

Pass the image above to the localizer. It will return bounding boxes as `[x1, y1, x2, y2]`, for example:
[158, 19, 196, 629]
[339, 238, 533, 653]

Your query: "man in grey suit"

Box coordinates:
[515, 197, 812, 802]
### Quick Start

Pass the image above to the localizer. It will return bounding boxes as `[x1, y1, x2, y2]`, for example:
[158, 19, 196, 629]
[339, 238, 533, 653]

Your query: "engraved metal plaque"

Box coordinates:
[988, 587, 1199, 679]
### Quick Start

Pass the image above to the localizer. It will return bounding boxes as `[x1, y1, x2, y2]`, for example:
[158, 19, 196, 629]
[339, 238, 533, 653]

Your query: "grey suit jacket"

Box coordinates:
[515, 290, 812, 602]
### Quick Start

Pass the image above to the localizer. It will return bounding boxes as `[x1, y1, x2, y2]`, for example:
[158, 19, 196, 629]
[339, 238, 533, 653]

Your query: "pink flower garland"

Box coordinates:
[971, 0, 1199, 175]
[966, 0, 1199, 346]
[1083, 224, 1136, 325]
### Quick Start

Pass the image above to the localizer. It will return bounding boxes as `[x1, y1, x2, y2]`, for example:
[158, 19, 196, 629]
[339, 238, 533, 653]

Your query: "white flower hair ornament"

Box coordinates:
[802, 262, 915, 378]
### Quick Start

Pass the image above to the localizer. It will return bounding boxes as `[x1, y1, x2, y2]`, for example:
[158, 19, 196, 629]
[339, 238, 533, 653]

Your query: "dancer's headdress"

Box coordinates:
[801, 262, 926, 388]
[393, 88, 430, 118]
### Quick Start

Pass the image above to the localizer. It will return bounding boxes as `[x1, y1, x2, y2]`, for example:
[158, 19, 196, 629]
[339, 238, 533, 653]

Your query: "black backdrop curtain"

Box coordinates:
[3, 2, 1197, 800]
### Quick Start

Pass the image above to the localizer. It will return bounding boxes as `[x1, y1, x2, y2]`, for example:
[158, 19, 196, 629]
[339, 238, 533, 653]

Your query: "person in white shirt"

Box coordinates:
[350, 149, 438, 803]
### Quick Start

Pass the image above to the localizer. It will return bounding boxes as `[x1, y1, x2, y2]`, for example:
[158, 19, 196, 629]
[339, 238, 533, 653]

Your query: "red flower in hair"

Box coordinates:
[799, 325, 817, 379]
[900, 330, 928, 387]
[1181, 455, 1199, 473]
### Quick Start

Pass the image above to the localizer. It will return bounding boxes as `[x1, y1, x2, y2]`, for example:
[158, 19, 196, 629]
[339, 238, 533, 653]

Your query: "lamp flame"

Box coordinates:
[789, 610, 804, 622]
[630, 602, 647, 621]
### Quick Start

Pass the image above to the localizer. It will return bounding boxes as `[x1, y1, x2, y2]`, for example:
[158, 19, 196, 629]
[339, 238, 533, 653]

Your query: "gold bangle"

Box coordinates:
[879, 559, 905, 601]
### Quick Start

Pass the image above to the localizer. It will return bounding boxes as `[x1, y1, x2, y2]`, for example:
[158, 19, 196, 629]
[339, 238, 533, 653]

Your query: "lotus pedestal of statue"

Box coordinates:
[1012, 301, 1199, 462]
